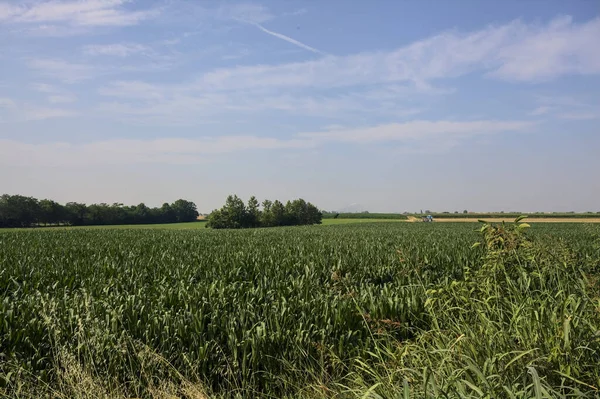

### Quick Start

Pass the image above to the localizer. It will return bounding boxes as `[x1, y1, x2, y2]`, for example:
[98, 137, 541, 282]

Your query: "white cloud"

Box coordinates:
[48, 95, 77, 104]
[0, 3, 21, 21]
[247, 22, 325, 54]
[283, 9, 307, 17]
[3, 0, 157, 27]
[491, 16, 600, 81]
[299, 120, 534, 143]
[535, 94, 589, 108]
[216, 3, 273, 24]
[83, 43, 151, 57]
[28, 59, 98, 82]
[183, 16, 600, 92]
[96, 81, 427, 125]
[27, 57, 171, 83]
[529, 106, 551, 116]
[18, 24, 90, 36]
[31, 83, 59, 93]
[99, 81, 164, 99]
[0, 98, 16, 109]
[531, 94, 598, 120]
[45, 15, 595, 126]
[221, 48, 251, 60]
[557, 112, 598, 120]
[0, 96, 76, 121]
[0, 136, 311, 166]
[22, 107, 77, 121]
[0, 119, 533, 166]
[30, 83, 77, 103]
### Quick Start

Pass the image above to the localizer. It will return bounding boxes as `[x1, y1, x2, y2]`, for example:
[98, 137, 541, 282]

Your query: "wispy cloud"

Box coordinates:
[216, 3, 273, 24]
[0, 98, 16, 109]
[27, 57, 173, 83]
[30, 83, 77, 104]
[283, 9, 307, 17]
[0, 3, 21, 21]
[490, 16, 600, 81]
[98, 81, 164, 100]
[0, 135, 311, 166]
[3, 0, 157, 27]
[531, 94, 598, 120]
[51, 15, 596, 127]
[97, 80, 428, 125]
[187, 16, 600, 92]
[48, 95, 77, 104]
[31, 83, 60, 93]
[22, 107, 77, 121]
[28, 59, 99, 82]
[529, 106, 551, 116]
[299, 120, 534, 143]
[249, 22, 325, 54]
[221, 48, 251, 60]
[0, 97, 77, 121]
[83, 43, 151, 57]
[557, 111, 598, 120]
[0, 118, 532, 166]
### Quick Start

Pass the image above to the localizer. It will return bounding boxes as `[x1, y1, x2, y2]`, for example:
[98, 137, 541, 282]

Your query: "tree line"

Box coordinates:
[0, 194, 199, 228]
[206, 195, 322, 229]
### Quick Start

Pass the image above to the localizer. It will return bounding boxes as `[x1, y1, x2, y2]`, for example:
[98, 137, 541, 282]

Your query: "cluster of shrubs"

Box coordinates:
[0, 194, 198, 227]
[207, 195, 322, 229]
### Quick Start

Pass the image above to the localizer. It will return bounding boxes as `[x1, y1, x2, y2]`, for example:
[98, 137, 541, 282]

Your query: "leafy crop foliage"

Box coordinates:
[0, 194, 199, 228]
[1, 221, 599, 398]
[206, 195, 321, 229]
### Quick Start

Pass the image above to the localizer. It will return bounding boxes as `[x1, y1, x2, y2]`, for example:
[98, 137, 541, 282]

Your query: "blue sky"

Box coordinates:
[1, 0, 599, 213]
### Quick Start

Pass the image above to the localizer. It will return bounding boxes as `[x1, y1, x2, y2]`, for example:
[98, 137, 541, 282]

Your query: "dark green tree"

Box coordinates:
[0, 194, 200, 228]
[172, 199, 199, 222]
[0, 194, 41, 227]
[38, 199, 64, 226]
[260, 200, 273, 227]
[247, 196, 260, 228]
[271, 200, 286, 227]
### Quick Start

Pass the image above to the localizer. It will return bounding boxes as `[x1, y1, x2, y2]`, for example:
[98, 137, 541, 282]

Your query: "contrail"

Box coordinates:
[251, 22, 326, 55]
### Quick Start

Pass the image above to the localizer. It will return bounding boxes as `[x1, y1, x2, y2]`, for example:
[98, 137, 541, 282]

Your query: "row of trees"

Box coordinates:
[0, 194, 199, 228]
[207, 195, 322, 229]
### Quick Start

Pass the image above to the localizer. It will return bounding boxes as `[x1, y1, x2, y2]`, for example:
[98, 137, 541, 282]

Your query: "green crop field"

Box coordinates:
[322, 213, 408, 220]
[1, 221, 600, 398]
[0, 218, 402, 232]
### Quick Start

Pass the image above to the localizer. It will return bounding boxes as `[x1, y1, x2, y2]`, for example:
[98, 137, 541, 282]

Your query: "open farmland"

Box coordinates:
[1, 222, 600, 398]
[0, 218, 403, 232]
[406, 216, 600, 223]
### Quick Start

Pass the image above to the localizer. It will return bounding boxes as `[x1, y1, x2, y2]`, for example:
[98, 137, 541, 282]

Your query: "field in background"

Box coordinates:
[4, 215, 600, 233]
[323, 212, 407, 219]
[406, 215, 600, 223]
[2, 221, 599, 398]
[430, 212, 600, 219]
[433, 217, 600, 223]
[0, 218, 403, 232]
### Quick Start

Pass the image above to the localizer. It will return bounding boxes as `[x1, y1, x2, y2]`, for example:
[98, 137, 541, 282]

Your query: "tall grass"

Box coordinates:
[343, 219, 600, 398]
[1, 222, 599, 397]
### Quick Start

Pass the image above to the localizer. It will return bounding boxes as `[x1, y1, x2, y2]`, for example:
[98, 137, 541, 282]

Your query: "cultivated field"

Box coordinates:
[0, 218, 404, 232]
[1, 221, 599, 398]
[407, 216, 600, 223]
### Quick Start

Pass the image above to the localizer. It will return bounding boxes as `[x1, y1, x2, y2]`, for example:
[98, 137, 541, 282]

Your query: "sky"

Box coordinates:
[1, 0, 599, 213]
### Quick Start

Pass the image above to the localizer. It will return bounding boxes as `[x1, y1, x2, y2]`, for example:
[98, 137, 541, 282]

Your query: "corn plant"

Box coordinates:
[0, 221, 599, 398]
